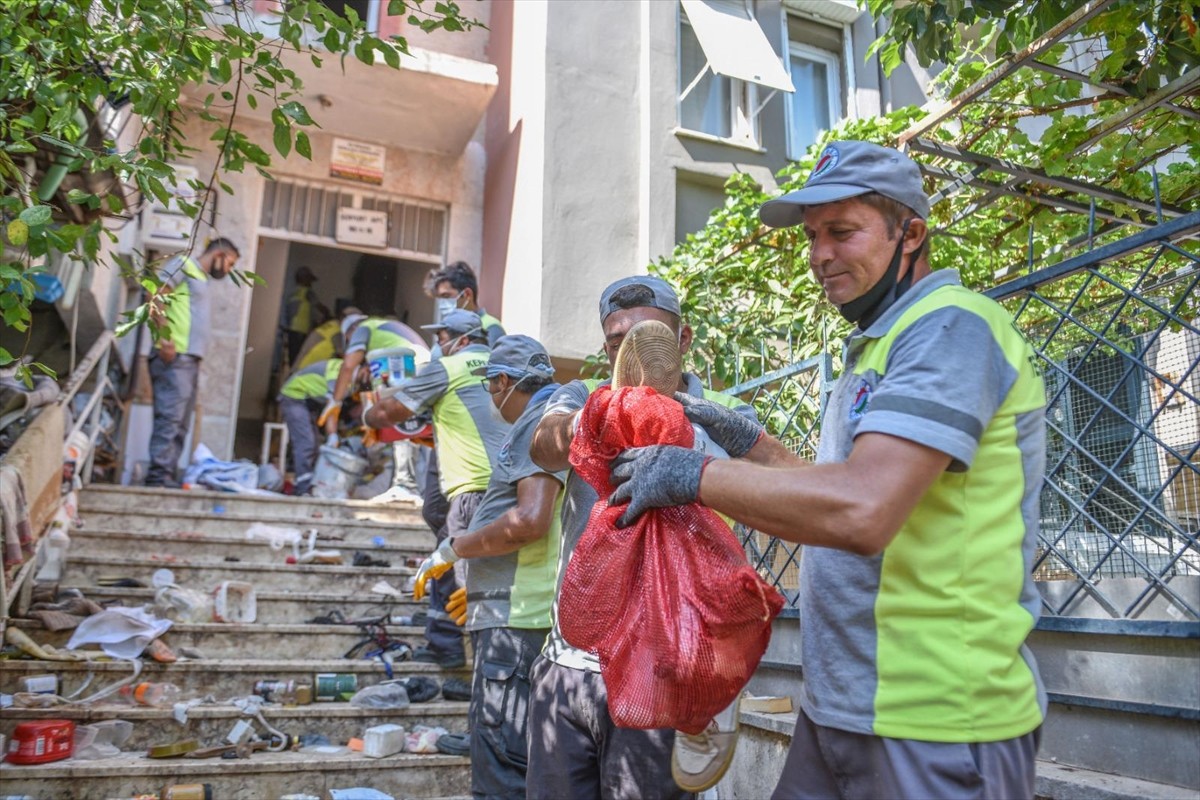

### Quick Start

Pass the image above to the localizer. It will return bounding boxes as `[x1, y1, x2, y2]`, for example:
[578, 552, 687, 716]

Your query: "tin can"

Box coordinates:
[293, 682, 313, 705]
[314, 673, 357, 702]
[161, 784, 213, 800]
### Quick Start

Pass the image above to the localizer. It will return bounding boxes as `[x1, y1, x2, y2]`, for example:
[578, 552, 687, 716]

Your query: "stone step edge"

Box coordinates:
[83, 483, 424, 516]
[65, 554, 414, 577]
[0, 658, 463, 674]
[738, 711, 1196, 800]
[0, 749, 469, 779]
[61, 585, 423, 606]
[68, 526, 432, 544]
[77, 505, 423, 531]
[10, 620, 426, 637]
[3, 700, 469, 720]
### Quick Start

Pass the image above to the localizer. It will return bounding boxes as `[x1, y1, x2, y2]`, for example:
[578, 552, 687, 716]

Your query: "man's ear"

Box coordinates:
[903, 218, 928, 256]
[678, 323, 694, 354]
[462, 287, 477, 307]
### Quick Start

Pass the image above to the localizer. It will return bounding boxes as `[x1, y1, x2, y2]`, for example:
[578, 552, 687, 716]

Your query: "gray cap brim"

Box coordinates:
[759, 183, 873, 228]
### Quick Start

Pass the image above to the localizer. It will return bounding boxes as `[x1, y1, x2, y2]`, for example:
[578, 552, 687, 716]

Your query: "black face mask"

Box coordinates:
[836, 219, 920, 329]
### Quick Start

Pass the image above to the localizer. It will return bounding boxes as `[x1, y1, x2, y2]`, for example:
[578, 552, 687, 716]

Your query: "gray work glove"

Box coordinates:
[674, 392, 764, 458]
[609, 445, 710, 528]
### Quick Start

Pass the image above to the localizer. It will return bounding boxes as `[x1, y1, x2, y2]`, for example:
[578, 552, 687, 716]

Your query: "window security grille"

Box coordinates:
[260, 179, 446, 258]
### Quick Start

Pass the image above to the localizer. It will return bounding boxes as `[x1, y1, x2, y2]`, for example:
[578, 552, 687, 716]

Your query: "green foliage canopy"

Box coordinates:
[0, 0, 479, 381]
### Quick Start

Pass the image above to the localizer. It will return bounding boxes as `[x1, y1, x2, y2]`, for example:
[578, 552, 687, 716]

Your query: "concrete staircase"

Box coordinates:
[1, 485, 471, 800]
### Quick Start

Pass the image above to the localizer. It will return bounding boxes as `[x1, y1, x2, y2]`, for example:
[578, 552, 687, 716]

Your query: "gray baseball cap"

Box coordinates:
[759, 141, 930, 228]
[598, 275, 681, 323]
[471, 334, 556, 380]
[420, 308, 483, 337]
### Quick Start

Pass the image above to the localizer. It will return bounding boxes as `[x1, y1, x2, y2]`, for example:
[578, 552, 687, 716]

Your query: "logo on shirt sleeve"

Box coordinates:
[849, 378, 873, 421]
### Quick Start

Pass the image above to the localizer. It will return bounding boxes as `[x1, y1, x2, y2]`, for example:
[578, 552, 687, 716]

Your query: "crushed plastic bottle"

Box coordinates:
[120, 681, 181, 707]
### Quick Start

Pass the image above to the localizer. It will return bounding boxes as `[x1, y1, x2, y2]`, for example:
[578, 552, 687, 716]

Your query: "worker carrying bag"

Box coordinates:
[559, 385, 784, 735]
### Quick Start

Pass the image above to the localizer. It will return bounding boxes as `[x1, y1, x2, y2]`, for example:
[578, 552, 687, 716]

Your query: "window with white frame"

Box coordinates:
[787, 42, 842, 159]
[677, 0, 794, 146]
[784, 12, 848, 159]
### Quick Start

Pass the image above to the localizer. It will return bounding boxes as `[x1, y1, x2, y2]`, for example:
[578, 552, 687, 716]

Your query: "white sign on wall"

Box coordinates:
[330, 138, 386, 185]
[335, 207, 389, 248]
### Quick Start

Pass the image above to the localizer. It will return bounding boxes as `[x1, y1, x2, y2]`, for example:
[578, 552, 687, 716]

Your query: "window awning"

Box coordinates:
[681, 0, 795, 93]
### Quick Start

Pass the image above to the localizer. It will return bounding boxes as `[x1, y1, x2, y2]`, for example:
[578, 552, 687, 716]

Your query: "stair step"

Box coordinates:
[0, 749, 470, 800]
[67, 527, 433, 562]
[1, 700, 470, 751]
[59, 586, 425, 624]
[0, 658, 469, 697]
[12, 621, 427, 660]
[66, 554, 412, 594]
[81, 484, 425, 526]
[76, 506, 424, 539]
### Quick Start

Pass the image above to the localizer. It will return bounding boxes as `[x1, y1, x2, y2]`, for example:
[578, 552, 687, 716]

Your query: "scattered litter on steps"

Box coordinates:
[66, 607, 171, 659]
[329, 788, 394, 800]
[405, 724, 448, 754]
[347, 681, 410, 710]
[244, 522, 302, 551]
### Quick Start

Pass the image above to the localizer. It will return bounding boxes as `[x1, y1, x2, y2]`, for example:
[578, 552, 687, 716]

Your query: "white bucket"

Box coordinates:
[311, 445, 368, 500]
[366, 347, 416, 391]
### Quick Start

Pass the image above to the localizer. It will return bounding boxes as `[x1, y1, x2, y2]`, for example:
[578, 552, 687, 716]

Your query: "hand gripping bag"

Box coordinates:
[559, 386, 784, 735]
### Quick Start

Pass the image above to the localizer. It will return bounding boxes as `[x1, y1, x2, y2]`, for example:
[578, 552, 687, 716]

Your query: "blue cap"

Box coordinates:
[759, 141, 930, 228]
[598, 276, 681, 323]
[420, 309, 483, 338]
[473, 335, 555, 380]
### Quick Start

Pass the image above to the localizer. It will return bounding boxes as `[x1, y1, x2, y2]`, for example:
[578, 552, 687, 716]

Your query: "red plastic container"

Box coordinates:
[6, 720, 75, 764]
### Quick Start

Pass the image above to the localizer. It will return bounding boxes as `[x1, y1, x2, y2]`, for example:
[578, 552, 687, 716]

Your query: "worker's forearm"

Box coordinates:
[365, 397, 413, 428]
[698, 434, 951, 556]
[698, 459, 881, 554]
[330, 351, 365, 403]
[743, 433, 803, 467]
[530, 412, 574, 472]
[451, 508, 549, 559]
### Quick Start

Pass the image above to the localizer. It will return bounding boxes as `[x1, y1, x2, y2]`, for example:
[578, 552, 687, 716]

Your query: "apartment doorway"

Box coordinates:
[233, 237, 439, 460]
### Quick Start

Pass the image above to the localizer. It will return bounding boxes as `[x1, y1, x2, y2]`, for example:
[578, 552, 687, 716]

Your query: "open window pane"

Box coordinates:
[680, 21, 732, 138]
[787, 44, 842, 159]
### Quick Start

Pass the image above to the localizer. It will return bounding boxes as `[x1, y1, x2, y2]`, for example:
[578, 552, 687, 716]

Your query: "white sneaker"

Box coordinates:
[365, 485, 424, 506]
[672, 695, 742, 793]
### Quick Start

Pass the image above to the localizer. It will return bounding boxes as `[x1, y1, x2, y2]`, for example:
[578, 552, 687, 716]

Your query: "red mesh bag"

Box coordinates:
[559, 385, 784, 735]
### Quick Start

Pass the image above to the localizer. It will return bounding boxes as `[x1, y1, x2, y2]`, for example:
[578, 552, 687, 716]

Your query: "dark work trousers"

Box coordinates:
[421, 449, 459, 658]
[426, 490, 483, 656]
[146, 353, 201, 487]
[285, 330, 307, 365]
[526, 656, 694, 800]
[772, 708, 1041, 800]
[279, 395, 321, 495]
[469, 626, 550, 800]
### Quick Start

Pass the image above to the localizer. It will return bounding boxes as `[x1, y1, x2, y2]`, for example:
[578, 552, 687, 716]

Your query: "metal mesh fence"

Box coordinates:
[723, 215, 1200, 620]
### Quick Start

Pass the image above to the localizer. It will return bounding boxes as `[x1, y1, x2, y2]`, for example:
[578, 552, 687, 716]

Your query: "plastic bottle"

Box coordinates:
[120, 681, 181, 707]
[34, 525, 70, 582]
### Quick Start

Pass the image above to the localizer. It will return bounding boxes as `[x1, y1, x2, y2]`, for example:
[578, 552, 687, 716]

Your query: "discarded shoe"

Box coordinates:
[394, 675, 439, 704]
[612, 319, 682, 397]
[352, 551, 391, 568]
[145, 638, 177, 663]
[412, 646, 466, 669]
[440, 677, 472, 702]
[436, 732, 470, 756]
[671, 695, 742, 793]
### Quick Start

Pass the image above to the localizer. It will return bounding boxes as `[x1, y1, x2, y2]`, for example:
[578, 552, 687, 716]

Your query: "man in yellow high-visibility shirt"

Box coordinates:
[365, 309, 511, 669]
[145, 237, 240, 488]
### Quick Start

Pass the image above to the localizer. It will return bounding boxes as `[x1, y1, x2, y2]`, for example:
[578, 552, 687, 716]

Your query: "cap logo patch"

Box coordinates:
[849, 377, 872, 421]
[809, 145, 840, 183]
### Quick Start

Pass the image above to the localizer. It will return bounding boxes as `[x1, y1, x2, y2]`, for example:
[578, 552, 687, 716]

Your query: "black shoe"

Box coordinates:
[412, 646, 466, 669]
[393, 675, 439, 704]
[441, 677, 472, 702]
[436, 732, 470, 756]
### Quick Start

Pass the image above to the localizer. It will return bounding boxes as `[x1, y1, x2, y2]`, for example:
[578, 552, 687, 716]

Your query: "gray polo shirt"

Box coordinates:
[462, 386, 566, 632]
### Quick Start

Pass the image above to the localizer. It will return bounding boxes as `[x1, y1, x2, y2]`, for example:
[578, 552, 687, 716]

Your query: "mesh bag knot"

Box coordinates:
[560, 386, 784, 734]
